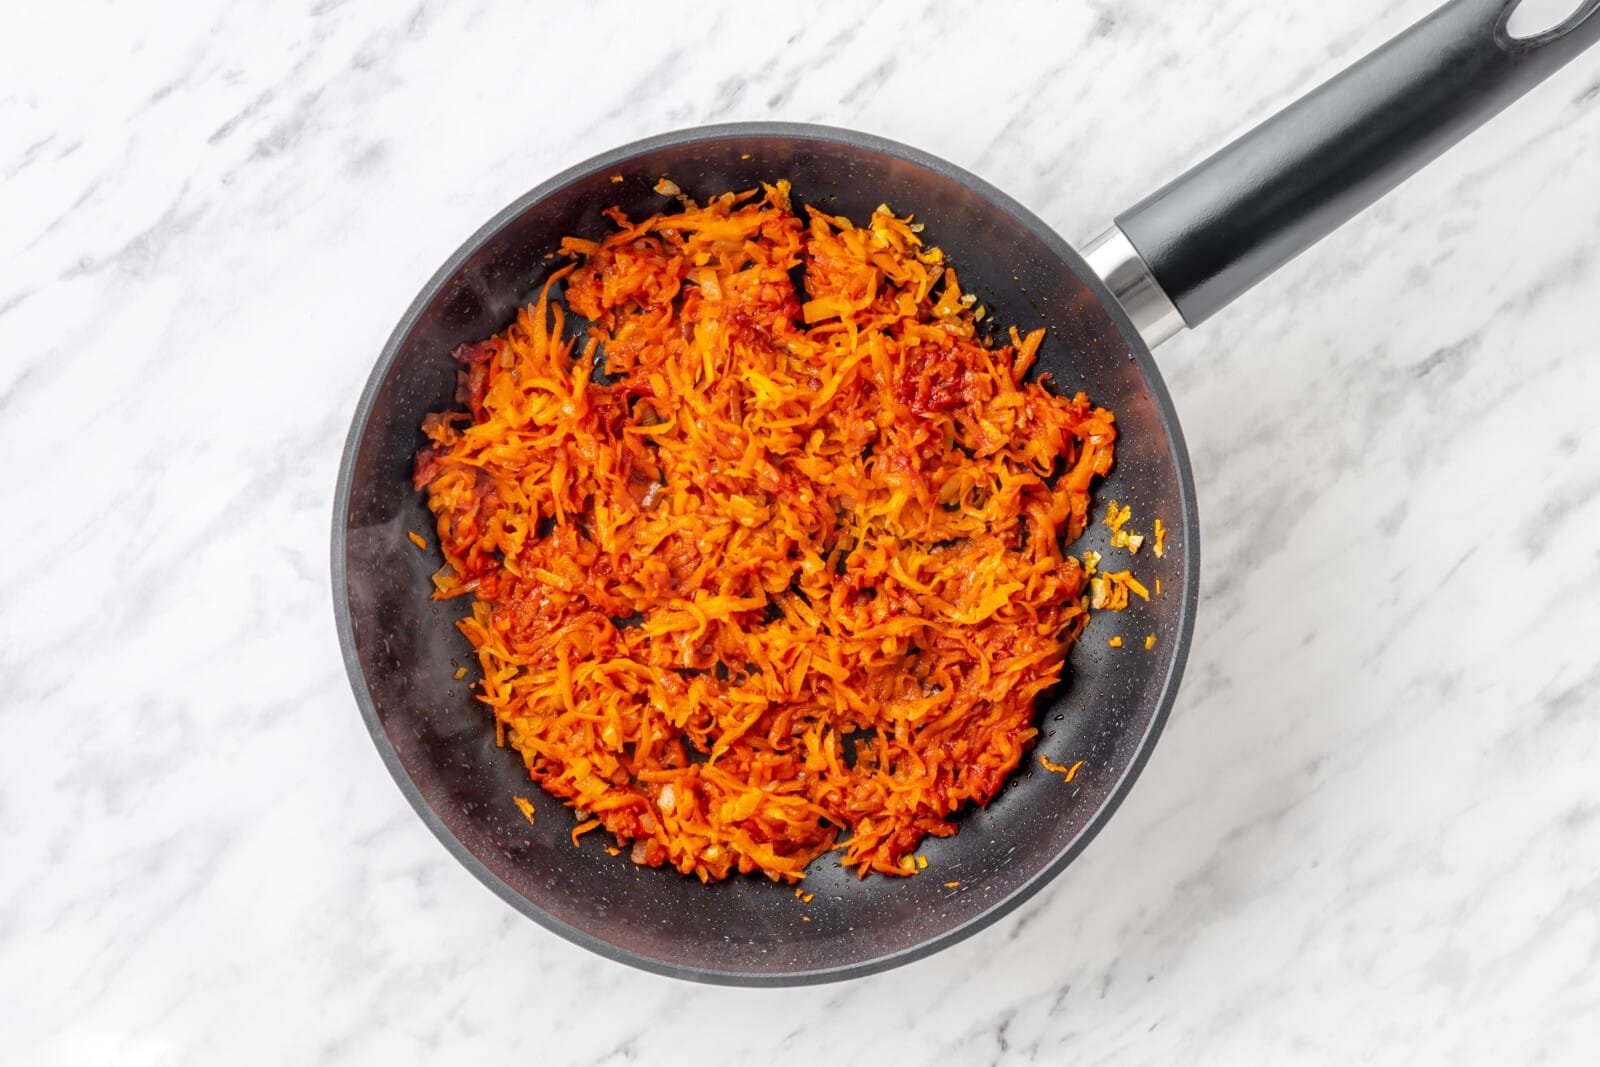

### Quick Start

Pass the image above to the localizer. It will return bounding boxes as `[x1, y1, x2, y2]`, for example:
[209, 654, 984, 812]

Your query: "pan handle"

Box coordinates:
[1097, 0, 1600, 344]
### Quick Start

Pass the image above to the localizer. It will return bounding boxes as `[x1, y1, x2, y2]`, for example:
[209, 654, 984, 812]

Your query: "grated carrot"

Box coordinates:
[1038, 755, 1086, 783]
[512, 795, 537, 825]
[415, 183, 1117, 882]
[408, 530, 428, 550]
[1038, 754, 1083, 783]
[570, 818, 601, 847]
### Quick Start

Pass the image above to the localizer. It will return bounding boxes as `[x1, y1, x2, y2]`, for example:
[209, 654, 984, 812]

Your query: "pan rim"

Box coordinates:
[330, 120, 1201, 986]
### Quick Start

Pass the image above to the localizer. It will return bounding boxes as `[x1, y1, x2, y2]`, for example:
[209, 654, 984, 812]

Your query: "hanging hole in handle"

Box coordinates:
[1506, 0, 1595, 40]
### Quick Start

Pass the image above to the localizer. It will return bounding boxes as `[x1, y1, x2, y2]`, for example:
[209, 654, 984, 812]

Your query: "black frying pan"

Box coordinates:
[333, 0, 1599, 985]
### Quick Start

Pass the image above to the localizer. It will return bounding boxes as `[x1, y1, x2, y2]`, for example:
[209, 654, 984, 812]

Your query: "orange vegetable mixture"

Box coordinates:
[413, 181, 1116, 881]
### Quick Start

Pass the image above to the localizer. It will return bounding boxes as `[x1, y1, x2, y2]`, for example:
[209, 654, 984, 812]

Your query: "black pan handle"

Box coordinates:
[1110, 0, 1600, 334]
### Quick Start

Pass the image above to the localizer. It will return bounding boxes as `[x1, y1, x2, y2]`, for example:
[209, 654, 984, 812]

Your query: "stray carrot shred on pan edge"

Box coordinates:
[413, 181, 1116, 883]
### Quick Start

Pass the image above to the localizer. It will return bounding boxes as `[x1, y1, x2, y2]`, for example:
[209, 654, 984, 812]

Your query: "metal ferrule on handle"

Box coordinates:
[1083, 227, 1188, 348]
[1089, 0, 1600, 338]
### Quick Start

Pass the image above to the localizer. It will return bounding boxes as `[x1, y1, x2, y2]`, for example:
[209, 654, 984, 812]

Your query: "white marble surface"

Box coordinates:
[5, 0, 1600, 1062]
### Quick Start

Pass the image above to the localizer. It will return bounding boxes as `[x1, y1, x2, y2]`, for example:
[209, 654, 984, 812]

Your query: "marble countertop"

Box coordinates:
[5, 0, 1599, 1062]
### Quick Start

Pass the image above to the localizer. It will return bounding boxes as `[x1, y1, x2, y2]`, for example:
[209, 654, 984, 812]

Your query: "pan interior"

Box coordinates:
[335, 127, 1194, 983]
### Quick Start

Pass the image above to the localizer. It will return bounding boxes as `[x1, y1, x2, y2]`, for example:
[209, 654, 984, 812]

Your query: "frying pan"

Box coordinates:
[333, 0, 1600, 985]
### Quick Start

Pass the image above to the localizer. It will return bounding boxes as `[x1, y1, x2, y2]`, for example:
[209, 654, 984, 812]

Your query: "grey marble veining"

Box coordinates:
[3, 0, 1599, 1062]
